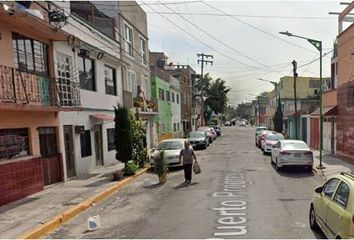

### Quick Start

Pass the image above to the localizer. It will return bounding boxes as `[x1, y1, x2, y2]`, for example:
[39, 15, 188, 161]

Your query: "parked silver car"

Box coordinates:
[149, 138, 187, 167]
[271, 140, 313, 171]
[188, 131, 209, 150]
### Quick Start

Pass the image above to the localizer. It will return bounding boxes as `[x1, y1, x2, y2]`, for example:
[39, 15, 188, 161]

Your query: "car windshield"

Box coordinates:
[189, 132, 205, 138]
[266, 134, 284, 140]
[157, 141, 183, 150]
[283, 141, 309, 150]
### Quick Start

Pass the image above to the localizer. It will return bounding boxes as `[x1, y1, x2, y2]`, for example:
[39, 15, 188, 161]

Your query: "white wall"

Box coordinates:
[58, 111, 117, 177]
[171, 88, 182, 138]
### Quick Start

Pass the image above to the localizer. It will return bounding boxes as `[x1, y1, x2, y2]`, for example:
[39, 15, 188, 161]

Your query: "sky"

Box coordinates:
[137, 0, 346, 106]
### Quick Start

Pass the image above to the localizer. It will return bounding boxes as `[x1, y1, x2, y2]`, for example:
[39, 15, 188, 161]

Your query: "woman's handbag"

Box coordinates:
[193, 161, 201, 174]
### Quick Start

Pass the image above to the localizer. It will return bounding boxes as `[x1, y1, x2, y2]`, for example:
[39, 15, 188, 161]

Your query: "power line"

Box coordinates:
[142, 1, 266, 70]
[201, 2, 317, 54]
[158, 1, 287, 75]
[70, 8, 334, 20]
[70, 1, 202, 7]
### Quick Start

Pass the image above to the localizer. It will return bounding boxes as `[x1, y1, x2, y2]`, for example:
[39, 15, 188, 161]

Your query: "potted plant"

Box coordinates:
[133, 97, 144, 108]
[146, 101, 155, 111]
[154, 150, 168, 184]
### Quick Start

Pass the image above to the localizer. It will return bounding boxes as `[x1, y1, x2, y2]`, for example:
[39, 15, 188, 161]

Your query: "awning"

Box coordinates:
[311, 106, 337, 116]
[90, 114, 114, 121]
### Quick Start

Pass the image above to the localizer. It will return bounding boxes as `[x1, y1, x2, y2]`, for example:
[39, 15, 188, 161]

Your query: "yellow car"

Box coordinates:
[310, 172, 354, 239]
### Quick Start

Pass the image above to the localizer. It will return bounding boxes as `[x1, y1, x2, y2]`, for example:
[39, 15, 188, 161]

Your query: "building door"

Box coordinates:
[301, 117, 307, 143]
[39, 127, 62, 185]
[63, 125, 76, 178]
[94, 125, 103, 166]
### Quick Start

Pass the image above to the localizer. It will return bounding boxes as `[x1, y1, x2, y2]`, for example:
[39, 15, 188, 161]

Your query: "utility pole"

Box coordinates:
[292, 60, 298, 140]
[197, 53, 213, 126]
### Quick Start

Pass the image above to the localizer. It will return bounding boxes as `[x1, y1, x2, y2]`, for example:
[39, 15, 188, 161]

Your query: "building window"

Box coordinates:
[166, 91, 170, 102]
[0, 128, 30, 160]
[78, 55, 95, 91]
[309, 79, 320, 88]
[173, 123, 177, 132]
[141, 76, 149, 100]
[177, 123, 180, 131]
[38, 127, 57, 157]
[107, 128, 115, 151]
[171, 92, 175, 102]
[140, 37, 147, 64]
[158, 88, 165, 100]
[176, 94, 179, 104]
[127, 71, 137, 97]
[348, 86, 354, 107]
[12, 32, 48, 76]
[80, 130, 92, 157]
[124, 24, 133, 57]
[70, 2, 115, 38]
[104, 65, 117, 95]
[57, 53, 80, 106]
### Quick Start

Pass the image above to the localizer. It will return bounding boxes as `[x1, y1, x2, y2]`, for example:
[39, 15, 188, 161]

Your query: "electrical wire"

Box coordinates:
[201, 1, 317, 54]
[158, 1, 288, 75]
[143, 2, 265, 70]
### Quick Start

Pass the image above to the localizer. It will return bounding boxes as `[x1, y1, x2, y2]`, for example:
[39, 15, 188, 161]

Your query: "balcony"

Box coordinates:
[0, 65, 58, 110]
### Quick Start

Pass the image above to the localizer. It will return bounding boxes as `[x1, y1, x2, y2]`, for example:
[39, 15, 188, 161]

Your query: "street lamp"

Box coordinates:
[279, 31, 324, 169]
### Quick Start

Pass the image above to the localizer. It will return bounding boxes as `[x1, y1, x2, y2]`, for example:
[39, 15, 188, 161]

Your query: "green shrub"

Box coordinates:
[154, 150, 168, 177]
[125, 161, 139, 176]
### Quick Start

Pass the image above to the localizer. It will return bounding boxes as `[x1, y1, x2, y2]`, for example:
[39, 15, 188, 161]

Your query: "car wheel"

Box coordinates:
[204, 143, 208, 149]
[309, 205, 319, 230]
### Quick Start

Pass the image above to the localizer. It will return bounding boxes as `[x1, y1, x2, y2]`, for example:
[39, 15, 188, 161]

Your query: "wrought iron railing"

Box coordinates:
[0, 65, 58, 106]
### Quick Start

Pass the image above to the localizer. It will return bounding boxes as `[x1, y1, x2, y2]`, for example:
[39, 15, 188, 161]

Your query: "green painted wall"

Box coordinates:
[151, 75, 172, 137]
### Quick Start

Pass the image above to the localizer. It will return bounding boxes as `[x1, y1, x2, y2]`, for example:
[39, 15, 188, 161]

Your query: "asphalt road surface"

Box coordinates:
[47, 127, 327, 239]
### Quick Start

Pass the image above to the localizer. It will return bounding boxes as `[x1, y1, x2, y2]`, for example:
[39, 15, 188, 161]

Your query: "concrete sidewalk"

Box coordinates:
[313, 150, 354, 179]
[0, 163, 125, 239]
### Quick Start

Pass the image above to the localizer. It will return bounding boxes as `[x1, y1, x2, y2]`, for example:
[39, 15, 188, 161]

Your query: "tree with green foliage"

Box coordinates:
[196, 73, 230, 122]
[114, 105, 133, 170]
[273, 97, 283, 133]
[130, 111, 147, 168]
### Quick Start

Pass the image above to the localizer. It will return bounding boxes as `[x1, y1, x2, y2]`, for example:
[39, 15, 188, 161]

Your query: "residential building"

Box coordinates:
[150, 66, 172, 141]
[266, 89, 277, 129]
[335, 2, 354, 162]
[0, 1, 69, 205]
[165, 65, 196, 136]
[113, 1, 157, 149]
[275, 76, 327, 141]
[170, 76, 182, 138]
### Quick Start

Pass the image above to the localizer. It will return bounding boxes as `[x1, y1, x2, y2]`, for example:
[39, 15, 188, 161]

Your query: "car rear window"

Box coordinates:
[283, 141, 308, 150]
[266, 134, 284, 140]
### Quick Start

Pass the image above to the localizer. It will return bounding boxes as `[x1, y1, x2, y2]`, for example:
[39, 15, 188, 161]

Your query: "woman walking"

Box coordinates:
[179, 140, 197, 184]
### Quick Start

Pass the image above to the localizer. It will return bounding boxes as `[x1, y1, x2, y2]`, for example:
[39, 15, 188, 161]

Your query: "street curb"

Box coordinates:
[17, 168, 149, 239]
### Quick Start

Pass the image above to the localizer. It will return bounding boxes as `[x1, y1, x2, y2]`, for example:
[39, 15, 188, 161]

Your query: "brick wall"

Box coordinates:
[336, 82, 354, 162]
[0, 157, 44, 206]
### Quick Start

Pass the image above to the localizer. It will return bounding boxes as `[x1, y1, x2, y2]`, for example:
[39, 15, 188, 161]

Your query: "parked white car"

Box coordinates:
[149, 138, 187, 167]
[262, 132, 284, 154]
[271, 140, 313, 171]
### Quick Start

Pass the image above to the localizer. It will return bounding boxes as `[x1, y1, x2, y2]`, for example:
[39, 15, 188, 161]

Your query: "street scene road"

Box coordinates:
[47, 127, 326, 239]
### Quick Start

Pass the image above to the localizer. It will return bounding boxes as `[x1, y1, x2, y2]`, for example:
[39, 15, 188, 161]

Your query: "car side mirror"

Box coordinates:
[315, 186, 323, 194]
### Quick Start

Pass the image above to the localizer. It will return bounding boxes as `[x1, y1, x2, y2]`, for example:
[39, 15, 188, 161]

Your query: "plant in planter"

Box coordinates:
[133, 97, 144, 108]
[146, 101, 155, 111]
[154, 150, 168, 184]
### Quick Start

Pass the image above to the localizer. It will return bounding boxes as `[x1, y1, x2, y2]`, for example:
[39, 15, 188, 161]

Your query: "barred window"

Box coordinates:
[0, 128, 30, 160]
